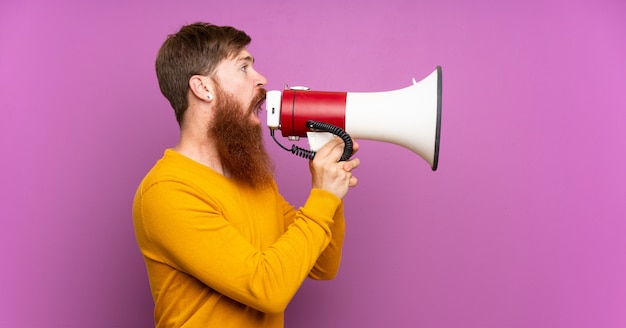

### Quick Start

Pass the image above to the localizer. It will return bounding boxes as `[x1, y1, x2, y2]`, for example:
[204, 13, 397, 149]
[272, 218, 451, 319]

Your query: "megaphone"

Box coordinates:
[266, 66, 442, 171]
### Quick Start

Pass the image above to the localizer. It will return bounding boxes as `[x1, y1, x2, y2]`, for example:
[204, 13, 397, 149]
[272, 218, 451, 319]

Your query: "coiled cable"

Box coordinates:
[270, 120, 354, 161]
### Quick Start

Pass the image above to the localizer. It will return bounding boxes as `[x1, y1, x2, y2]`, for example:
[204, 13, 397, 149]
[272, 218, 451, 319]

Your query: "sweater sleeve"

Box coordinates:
[309, 201, 346, 280]
[136, 181, 341, 314]
[281, 195, 346, 280]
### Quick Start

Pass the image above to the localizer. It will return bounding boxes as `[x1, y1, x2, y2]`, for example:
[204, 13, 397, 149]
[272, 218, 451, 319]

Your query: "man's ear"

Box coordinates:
[189, 75, 213, 102]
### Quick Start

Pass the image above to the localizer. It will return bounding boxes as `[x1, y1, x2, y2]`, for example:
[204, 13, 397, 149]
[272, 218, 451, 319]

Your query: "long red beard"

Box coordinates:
[208, 86, 274, 189]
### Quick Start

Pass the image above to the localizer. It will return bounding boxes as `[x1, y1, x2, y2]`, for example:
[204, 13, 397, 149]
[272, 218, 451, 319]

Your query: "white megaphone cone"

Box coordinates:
[266, 66, 442, 171]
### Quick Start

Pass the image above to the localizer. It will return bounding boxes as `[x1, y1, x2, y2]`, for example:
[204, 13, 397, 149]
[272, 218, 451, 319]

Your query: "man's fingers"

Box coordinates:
[342, 158, 360, 172]
[349, 175, 358, 188]
[315, 138, 346, 161]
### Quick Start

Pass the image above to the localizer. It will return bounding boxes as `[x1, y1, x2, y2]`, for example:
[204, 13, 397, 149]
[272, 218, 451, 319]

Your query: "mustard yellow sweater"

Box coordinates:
[133, 149, 345, 327]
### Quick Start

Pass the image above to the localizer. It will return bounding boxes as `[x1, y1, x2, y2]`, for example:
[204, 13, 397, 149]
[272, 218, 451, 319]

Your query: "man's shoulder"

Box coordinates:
[137, 150, 218, 192]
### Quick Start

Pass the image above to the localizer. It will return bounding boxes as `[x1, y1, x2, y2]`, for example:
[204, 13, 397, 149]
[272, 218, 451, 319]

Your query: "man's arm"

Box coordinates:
[309, 202, 345, 279]
[282, 198, 346, 280]
[136, 181, 340, 314]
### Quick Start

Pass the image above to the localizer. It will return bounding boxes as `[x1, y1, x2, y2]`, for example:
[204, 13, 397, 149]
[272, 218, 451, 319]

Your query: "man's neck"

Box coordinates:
[173, 133, 227, 177]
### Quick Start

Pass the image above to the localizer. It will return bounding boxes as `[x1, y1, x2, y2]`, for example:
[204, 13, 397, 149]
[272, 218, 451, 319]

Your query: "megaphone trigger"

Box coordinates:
[306, 120, 353, 161]
[269, 120, 354, 162]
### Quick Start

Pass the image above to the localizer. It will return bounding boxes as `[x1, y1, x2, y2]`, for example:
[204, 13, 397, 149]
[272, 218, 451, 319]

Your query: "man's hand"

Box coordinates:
[309, 138, 360, 199]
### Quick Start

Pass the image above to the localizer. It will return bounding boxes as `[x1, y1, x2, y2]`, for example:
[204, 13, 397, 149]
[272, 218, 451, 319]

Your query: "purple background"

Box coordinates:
[2, 0, 625, 327]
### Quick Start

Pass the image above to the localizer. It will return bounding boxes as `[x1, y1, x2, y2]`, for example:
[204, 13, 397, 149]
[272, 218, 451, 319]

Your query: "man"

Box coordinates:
[133, 22, 360, 328]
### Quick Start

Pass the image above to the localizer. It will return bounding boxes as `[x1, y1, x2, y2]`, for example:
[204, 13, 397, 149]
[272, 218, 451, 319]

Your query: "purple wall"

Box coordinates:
[2, 0, 625, 327]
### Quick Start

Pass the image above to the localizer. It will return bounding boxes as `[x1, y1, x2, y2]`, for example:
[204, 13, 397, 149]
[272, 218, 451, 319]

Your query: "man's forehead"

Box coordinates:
[231, 49, 255, 63]
[213, 49, 254, 74]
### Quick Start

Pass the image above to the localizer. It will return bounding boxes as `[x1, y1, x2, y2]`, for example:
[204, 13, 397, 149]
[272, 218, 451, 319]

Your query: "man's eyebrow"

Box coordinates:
[237, 55, 255, 64]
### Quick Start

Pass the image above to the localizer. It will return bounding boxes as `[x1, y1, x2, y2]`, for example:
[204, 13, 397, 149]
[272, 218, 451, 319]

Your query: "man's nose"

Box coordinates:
[256, 72, 267, 87]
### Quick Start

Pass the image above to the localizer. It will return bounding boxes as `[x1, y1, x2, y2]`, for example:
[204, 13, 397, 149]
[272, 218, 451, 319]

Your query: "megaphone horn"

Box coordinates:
[266, 66, 442, 171]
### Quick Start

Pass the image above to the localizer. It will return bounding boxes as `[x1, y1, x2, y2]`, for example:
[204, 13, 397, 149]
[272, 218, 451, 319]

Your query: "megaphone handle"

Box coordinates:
[269, 123, 353, 162]
[306, 120, 354, 161]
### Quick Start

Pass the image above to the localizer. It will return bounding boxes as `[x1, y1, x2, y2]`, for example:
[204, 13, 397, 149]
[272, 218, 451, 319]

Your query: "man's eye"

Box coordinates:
[241, 65, 248, 72]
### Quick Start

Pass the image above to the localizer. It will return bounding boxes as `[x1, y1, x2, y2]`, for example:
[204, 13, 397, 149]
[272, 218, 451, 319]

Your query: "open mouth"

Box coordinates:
[250, 92, 267, 116]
